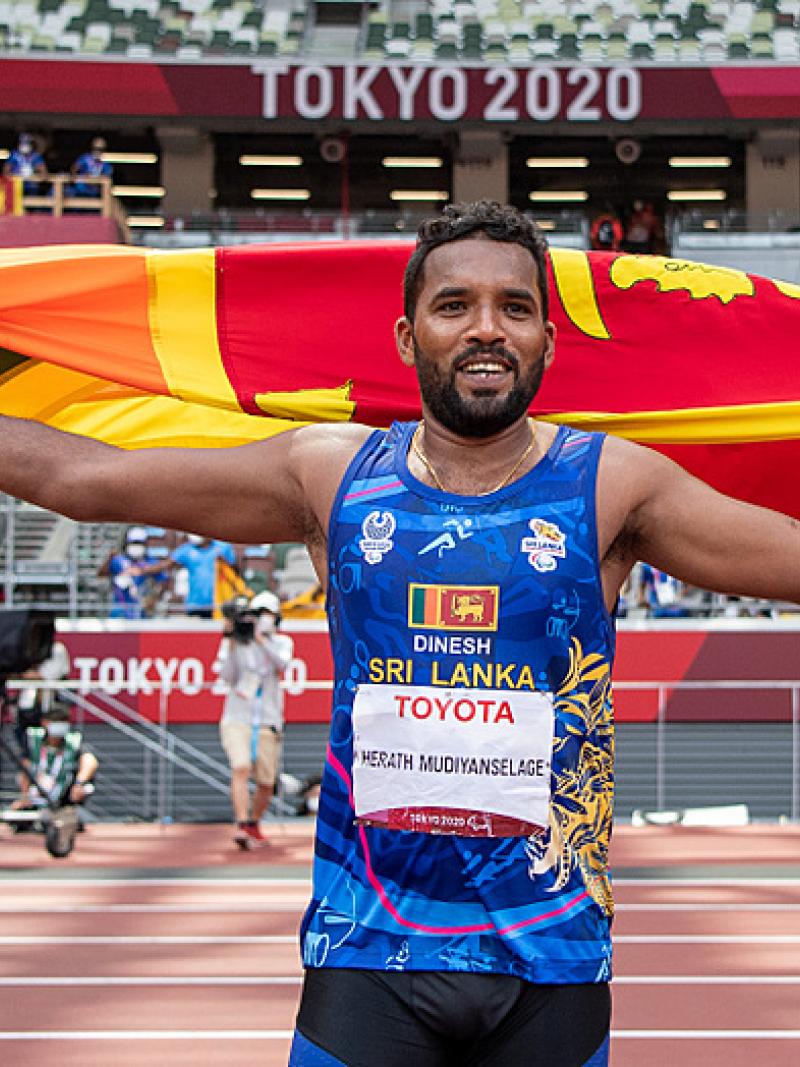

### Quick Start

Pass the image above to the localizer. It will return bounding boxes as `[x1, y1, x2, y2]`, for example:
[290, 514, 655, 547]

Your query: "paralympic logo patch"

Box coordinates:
[359, 510, 396, 565]
[521, 518, 567, 573]
[408, 583, 499, 631]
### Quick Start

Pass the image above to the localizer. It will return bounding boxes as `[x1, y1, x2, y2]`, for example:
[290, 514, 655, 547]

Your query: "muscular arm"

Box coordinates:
[599, 436, 800, 605]
[0, 416, 370, 564]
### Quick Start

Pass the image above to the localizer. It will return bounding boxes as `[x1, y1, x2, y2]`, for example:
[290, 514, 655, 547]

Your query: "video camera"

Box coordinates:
[221, 595, 258, 643]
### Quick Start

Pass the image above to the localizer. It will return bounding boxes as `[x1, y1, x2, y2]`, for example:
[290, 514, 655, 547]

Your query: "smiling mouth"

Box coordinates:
[457, 358, 513, 381]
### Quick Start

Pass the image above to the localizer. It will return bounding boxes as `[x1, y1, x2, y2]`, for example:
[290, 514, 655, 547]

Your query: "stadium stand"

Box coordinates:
[0, 0, 798, 61]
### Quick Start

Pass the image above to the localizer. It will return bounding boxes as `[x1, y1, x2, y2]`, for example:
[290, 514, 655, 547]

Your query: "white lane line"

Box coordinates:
[615, 976, 800, 984]
[6, 902, 800, 914]
[0, 1031, 295, 1040]
[1, 975, 799, 988]
[617, 935, 800, 944]
[0, 878, 312, 888]
[0, 1030, 798, 1042]
[4, 876, 799, 889]
[0, 936, 296, 945]
[1, 903, 304, 913]
[2, 934, 799, 947]
[613, 1031, 800, 1039]
[615, 879, 800, 887]
[0, 977, 302, 986]
[617, 903, 800, 912]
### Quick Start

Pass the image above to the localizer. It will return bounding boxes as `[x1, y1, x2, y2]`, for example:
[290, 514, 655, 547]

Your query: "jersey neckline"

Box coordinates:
[393, 420, 569, 505]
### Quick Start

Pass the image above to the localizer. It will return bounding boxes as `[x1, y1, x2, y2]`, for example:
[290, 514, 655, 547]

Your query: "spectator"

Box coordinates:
[71, 136, 113, 199]
[13, 639, 70, 760]
[638, 563, 685, 618]
[216, 591, 294, 849]
[98, 526, 169, 619]
[3, 132, 46, 196]
[13, 705, 98, 813]
[167, 535, 238, 619]
[623, 200, 663, 254]
[590, 211, 623, 251]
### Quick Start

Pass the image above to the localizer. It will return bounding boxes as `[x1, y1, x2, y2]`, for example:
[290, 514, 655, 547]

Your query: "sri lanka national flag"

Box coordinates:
[2, 241, 800, 517]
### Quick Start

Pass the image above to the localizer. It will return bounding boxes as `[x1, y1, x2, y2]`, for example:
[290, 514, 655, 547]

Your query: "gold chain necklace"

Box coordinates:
[411, 419, 537, 496]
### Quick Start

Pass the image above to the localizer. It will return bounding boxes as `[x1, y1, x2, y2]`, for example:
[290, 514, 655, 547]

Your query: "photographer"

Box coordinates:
[216, 591, 293, 850]
[13, 705, 98, 815]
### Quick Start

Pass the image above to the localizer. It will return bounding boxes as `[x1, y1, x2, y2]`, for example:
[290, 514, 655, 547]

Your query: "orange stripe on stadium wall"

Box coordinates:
[145, 249, 241, 413]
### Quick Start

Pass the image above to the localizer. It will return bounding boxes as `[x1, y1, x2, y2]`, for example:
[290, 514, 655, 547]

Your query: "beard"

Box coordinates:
[413, 339, 546, 439]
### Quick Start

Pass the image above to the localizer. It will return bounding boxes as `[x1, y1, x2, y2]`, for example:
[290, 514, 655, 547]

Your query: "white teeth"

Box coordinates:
[464, 361, 505, 374]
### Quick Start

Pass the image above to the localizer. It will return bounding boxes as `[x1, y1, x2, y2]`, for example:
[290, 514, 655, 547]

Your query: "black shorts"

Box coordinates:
[290, 968, 610, 1067]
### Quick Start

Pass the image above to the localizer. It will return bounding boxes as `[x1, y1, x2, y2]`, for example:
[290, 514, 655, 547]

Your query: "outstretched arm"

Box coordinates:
[0, 416, 369, 552]
[602, 436, 800, 604]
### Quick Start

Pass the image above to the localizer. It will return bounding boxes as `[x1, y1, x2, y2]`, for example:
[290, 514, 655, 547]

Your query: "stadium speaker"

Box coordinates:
[615, 138, 642, 165]
[319, 136, 347, 163]
[0, 609, 55, 677]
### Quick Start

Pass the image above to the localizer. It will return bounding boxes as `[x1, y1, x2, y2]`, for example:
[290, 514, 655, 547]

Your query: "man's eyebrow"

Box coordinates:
[431, 286, 468, 301]
[502, 287, 537, 302]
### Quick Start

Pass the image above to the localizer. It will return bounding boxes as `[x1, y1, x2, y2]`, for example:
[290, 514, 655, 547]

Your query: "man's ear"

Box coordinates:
[542, 321, 557, 371]
[395, 317, 416, 368]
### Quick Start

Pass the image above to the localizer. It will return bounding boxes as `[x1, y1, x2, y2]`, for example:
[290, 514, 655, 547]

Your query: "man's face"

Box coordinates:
[395, 238, 555, 438]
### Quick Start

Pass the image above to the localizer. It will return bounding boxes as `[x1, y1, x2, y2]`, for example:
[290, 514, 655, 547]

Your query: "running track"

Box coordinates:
[1, 822, 799, 1066]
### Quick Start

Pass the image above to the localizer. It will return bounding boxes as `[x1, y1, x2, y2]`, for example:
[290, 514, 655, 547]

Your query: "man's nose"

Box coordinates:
[466, 304, 505, 345]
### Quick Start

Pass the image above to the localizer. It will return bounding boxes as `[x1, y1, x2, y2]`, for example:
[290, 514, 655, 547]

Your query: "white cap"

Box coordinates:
[126, 526, 148, 543]
[249, 590, 281, 615]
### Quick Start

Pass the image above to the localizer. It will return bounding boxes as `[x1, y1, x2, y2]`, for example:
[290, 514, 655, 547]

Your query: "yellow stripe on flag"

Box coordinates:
[546, 400, 800, 445]
[0, 360, 301, 449]
[146, 249, 241, 412]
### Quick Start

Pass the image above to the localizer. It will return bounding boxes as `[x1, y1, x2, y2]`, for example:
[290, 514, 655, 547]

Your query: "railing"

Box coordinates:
[17, 174, 114, 217]
[3, 676, 799, 824]
[615, 681, 800, 822]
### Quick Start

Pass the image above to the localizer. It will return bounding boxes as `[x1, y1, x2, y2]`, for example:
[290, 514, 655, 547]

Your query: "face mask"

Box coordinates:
[257, 614, 277, 635]
[47, 722, 70, 739]
[126, 543, 146, 559]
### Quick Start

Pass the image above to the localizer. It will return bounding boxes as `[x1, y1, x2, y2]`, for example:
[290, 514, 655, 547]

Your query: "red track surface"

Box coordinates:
[2, 822, 800, 1066]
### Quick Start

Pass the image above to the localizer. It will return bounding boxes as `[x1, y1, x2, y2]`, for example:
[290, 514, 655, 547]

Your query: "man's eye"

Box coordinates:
[440, 301, 466, 312]
[506, 303, 530, 315]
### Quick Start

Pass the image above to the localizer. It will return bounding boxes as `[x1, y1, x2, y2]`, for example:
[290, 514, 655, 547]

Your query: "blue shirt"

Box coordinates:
[107, 550, 167, 619]
[72, 152, 112, 197]
[301, 422, 616, 985]
[171, 540, 235, 612]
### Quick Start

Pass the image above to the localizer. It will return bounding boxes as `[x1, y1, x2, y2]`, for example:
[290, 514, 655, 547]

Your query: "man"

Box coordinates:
[3, 132, 46, 195]
[14, 638, 70, 759]
[216, 590, 294, 849]
[98, 525, 168, 619]
[70, 135, 113, 199]
[1, 200, 799, 1065]
[14, 705, 98, 813]
[165, 535, 237, 619]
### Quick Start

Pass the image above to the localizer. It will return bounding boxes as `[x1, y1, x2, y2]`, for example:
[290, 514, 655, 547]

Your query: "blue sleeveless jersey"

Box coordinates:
[300, 422, 615, 984]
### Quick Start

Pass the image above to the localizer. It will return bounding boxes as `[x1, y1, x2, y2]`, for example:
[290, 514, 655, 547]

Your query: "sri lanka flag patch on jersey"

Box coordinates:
[408, 584, 499, 631]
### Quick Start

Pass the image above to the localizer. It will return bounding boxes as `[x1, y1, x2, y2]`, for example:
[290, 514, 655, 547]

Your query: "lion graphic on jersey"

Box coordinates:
[525, 639, 615, 916]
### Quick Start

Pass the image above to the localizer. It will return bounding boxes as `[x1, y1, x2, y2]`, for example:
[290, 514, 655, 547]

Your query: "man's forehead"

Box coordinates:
[421, 237, 537, 291]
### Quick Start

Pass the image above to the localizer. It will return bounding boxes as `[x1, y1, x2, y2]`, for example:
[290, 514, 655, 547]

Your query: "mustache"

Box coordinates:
[452, 343, 519, 374]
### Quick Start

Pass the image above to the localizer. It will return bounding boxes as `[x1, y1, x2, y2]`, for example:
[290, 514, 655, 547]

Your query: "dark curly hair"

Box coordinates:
[403, 200, 550, 323]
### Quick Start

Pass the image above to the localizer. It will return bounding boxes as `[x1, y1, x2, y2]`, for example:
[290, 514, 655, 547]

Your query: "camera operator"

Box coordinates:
[12, 704, 98, 817]
[13, 638, 70, 760]
[216, 591, 293, 850]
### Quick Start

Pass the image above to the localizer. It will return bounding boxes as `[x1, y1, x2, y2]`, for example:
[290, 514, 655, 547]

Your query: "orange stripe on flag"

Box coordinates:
[0, 245, 168, 395]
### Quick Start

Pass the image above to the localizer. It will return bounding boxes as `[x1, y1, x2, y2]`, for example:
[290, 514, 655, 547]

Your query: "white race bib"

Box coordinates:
[352, 684, 554, 838]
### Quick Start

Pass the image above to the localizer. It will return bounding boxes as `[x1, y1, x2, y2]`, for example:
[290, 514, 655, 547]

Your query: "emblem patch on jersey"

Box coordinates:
[521, 518, 567, 573]
[359, 510, 396, 565]
[408, 584, 499, 631]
